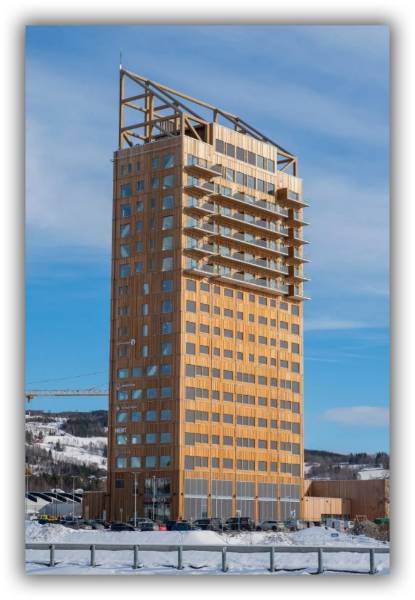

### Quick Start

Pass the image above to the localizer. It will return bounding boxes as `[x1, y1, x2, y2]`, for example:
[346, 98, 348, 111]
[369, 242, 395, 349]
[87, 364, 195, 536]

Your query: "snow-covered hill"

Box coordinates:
[26, 415, 107, 471]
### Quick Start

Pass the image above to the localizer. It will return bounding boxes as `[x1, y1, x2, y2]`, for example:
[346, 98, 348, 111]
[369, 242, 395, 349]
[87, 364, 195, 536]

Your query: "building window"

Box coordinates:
[186, 300, 196, 312]
[116, 411, 128, 423]
[116, 457, 127, 469]
[160, 432, 172, 443]
[146, 410, 157, 422]
[145, 456, 157, 468]
[131, 456, 141, 468]
[132, 389, 142, 400]
[162, 236, 173, 251]
[223, 458, 233, 469]
[161, 256, 173, 271]
[163, 154, 175, 168]
[162, 195, 174, 210]
[162, 215, 173, 230]
[117, 368, 129, 379]
[132, 411, 141, 422]
[117, 390, 128, 401]
[120, 223, 131, 238]
[160, 455, 171, 467]
[136, 180, 144, 192]
[163, 174, 174, 189]
[146, 433, 157, 444]
[120, 184, 132, 198]
[186, 342, 196, 355]
[160, 409, 172, 421]
[161, 300, 173, 313]
[161, 321, 173, 335]
[116, 434, 128, 445]
[135, 261, 143, 273]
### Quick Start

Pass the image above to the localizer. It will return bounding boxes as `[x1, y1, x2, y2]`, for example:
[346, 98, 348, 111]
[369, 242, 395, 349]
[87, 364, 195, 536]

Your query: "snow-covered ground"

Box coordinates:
[305, 461, 389, 481]
[357, 468, 389, 480]
[26, 416, 107, 469]
[25, 522, 389, 576]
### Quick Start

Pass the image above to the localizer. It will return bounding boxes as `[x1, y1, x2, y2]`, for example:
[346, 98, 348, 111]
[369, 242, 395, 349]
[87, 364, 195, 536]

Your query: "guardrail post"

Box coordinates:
[49, 544, 55, 567]
[222, 547, 228, 573]
[90, 544, 96, 567]
[177, 546, 183, 570]
[269, 546, 275, 572]
[317, 548, 324, 574]
[369, 549, 375, 575]
[133, 545, 141, 569]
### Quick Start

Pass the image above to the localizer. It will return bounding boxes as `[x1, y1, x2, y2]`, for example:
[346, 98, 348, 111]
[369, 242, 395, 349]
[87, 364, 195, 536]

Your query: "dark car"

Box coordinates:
[171, 521, 199, 531]
[128, 517, 158, 531]
[110, 521, 135, 532]
[225, 517, 256, 531]
[94, 518, 111, 529]
[165, 520, 177, 531]
[193, 518, 224, 532]
[83, 519, 105, 530]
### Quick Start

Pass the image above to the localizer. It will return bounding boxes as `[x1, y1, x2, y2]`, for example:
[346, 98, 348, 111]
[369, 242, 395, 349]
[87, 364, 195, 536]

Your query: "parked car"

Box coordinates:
[83, 519, 105, 530]
[256, 520, 285, 532]
[128, 517, 157, 530]
[171, 521, 200, 531]
[193, 518, 224, 532]
[93, 518, 111, 529]
[225, 517, 256, 531]
[165, 520, 177, 531]
[285, 519, 306, 531]
[110, 521, 135, 532]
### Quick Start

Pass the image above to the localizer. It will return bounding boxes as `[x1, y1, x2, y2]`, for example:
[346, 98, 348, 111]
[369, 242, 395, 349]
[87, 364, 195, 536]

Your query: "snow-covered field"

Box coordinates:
[25, 522, 390, 576]
[26, 416, 107, 469]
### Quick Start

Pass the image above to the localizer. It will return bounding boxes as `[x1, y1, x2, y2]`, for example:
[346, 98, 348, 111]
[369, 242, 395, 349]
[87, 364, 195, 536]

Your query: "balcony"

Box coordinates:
[286, 248, 310, 264]
[184, 179, 216, 196]
[183, 197, 216, 217]
[289, 285, 311, 301]
[184, 263, 289, 296]
[291, 229, 310, 246]
[212, 208, 289, 238]
[184, 156, 222, 178]
[217, 250, 289, 277]
[277, 188, 309, 208]
[291, 210, 309, 226]
[290, 266, 310, 282]
[220, 191, 289, 220]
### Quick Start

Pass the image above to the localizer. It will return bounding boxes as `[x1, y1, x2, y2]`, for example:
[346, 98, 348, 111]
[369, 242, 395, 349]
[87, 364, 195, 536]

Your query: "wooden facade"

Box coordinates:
[304, 480, 390, 521]
[106, 69, 309, 523]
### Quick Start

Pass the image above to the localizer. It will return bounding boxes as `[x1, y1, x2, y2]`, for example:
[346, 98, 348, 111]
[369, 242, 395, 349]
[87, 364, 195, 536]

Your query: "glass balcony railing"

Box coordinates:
[185, 156, 222, 177]
[185, 199, 289, 236]
[186, 263, 289, 294]
[233, 192, 289, 218]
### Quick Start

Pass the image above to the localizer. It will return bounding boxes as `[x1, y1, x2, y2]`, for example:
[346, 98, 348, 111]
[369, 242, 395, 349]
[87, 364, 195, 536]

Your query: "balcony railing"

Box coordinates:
[185, 263, 289, 295]
[233, 192, 289, 219]
[184, 199, 289, 237]
[278, 188, 309, 208]
[185, 156, 222, 178]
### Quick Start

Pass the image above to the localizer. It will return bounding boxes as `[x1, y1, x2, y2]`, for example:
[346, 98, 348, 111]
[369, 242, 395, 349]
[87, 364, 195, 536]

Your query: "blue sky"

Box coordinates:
[25, 25, 389, 453]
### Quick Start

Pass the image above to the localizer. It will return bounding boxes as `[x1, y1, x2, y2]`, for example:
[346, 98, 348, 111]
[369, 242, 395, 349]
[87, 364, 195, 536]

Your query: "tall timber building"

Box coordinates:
[107, 68, 310, 523]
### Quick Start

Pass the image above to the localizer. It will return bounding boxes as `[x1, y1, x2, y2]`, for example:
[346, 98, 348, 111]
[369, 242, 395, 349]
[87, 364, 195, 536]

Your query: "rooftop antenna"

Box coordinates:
[119, 51, 123, 70]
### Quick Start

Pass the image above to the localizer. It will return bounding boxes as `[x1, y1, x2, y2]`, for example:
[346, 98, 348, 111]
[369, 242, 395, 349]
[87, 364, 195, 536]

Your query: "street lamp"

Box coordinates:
[71, 476, 77, 518]
[152, 475, 157, 522]
[134, 472, 137, 528]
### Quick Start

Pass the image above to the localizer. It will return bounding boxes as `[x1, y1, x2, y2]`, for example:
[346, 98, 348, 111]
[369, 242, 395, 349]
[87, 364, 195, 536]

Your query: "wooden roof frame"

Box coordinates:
[118, 67, 297, 174]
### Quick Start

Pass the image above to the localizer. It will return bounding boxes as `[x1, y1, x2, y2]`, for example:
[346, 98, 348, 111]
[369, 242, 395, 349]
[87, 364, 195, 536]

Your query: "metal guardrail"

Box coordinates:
[25, 543, 389, 574]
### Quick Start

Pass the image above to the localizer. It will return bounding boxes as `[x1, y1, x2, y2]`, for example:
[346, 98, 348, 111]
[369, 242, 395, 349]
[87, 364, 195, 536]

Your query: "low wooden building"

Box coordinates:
[303, 479, 389, 521]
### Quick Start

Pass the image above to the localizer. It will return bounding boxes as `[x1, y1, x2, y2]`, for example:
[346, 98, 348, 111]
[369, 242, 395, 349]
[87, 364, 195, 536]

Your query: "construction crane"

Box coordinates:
[25, 389, 109, 403]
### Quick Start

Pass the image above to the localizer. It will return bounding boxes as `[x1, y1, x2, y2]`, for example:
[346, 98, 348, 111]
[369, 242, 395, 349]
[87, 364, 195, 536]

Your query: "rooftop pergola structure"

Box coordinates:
[118, 67, 298, 175]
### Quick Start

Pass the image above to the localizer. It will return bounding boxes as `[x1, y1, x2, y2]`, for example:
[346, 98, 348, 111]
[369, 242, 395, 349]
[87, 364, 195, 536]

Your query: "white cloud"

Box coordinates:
[321, 406, 389, 427]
